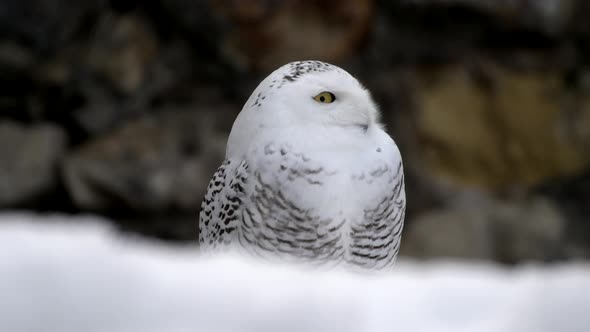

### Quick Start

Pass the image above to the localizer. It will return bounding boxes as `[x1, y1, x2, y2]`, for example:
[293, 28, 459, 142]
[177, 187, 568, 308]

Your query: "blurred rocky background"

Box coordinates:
[1, 0, 588, 264]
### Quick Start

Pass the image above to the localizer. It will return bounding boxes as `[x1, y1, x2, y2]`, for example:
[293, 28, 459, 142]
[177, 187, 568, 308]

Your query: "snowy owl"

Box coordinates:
[199, 61, 405, 269]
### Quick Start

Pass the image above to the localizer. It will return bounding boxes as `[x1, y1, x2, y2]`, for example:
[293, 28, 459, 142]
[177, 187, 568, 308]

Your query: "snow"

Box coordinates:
[0, 212, 589, 332]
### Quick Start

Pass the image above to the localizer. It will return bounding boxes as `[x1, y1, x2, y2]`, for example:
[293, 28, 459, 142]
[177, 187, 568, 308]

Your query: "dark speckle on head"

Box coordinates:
[252, 91, 266, 108]
[276, 61, 337, 89]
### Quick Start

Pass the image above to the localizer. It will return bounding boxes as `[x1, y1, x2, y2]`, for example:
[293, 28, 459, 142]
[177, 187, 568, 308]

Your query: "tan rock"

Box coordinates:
[414, 63, 590, 190]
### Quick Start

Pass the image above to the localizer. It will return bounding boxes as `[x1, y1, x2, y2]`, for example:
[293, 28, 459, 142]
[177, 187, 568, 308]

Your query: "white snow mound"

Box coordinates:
[0, 212, 588, 332]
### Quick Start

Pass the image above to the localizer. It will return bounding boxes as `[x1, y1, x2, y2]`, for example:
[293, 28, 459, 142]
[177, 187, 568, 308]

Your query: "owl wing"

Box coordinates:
[350, 160, 406, 269]
[198, 159, 248, 250]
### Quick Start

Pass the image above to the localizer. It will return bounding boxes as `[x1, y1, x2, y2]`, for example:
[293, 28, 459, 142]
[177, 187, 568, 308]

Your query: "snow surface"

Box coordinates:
[0, 212, 589, 332]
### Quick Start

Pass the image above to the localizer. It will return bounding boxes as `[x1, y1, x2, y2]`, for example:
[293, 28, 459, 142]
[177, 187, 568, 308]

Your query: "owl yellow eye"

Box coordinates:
[313, 91, 336, 103]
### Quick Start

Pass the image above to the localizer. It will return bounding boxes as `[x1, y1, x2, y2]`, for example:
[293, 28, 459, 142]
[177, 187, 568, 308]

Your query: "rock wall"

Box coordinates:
[1, 0, 589, 262]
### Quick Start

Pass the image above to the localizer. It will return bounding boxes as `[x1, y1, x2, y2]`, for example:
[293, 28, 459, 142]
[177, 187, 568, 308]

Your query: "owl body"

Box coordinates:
[199, 61, 405, 269]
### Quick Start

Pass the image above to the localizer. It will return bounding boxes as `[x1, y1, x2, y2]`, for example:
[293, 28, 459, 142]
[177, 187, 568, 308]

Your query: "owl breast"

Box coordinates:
[236, 126, 405, 269]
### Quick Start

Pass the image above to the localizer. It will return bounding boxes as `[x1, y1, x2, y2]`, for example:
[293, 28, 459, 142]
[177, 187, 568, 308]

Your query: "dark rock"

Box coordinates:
[572, 71, 590, 148]
[401, 195, 566, 263]
[537, 170, 590, 260]
[83, 13, 159, 95]
[369, 0, 587, 66]
[0, 41, 35, 74]
[0, 121, 67, 207]
[117, 214, 200, 242]
[0, 0, 106, 55]
[212, 0, 374, 71]
[31, 13, 160, 135]
[0, 42, 37, 122]
[31, 12, 231, 138]
[491, 196, 565, 263]
[401, 207, 495, 260]
[62, 108, 232, 213]
[396, 0, 580, 36]
[144, 0, 224, 51]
